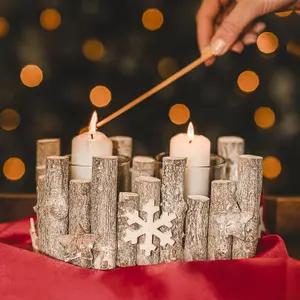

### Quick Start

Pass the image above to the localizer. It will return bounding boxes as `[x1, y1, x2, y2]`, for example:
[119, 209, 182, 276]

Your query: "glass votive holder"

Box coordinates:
[69, 155, 131, 192]
[155, 152, 226, 197]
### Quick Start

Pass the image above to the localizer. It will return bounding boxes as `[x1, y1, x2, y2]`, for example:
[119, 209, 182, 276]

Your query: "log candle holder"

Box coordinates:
[33, 138, 263, 270]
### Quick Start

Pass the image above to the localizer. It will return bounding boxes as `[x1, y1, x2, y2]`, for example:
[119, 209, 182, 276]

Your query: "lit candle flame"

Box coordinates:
[187, 122, 194, 143]
[89, 111, 98, 138]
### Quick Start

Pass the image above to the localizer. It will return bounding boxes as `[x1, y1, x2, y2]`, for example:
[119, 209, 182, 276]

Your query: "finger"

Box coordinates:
[242, 33, 258, 45]
[241, 22, 265, 45]
[251, 22, 266, 34]
[231, 41, 244, 53]
[210, 0, 260, 55]
[196, 0, 220, 65]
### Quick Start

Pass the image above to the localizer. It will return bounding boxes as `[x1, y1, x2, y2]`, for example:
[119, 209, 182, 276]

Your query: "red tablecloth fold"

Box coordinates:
[0, 217, 299, 300]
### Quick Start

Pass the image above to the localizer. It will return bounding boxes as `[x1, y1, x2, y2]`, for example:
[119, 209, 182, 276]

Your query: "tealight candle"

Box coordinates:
[70, 111, 113, 180]
[170, 122, 211, 196]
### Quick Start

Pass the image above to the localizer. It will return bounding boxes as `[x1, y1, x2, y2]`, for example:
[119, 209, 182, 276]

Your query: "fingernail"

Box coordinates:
[243, 35, 257, 45]
[231, 44, 243, 53]
[210, 38, 227, 55]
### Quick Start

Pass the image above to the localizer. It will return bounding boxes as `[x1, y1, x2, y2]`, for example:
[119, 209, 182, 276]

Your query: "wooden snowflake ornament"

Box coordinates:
[124, 198, 176, 256]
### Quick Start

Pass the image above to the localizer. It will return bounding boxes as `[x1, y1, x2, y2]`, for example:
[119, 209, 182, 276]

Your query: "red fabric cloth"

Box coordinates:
[0, 218, 299, 300]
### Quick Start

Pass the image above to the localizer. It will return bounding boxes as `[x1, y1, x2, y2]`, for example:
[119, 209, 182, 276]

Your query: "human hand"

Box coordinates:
[196, 0, 300, 65]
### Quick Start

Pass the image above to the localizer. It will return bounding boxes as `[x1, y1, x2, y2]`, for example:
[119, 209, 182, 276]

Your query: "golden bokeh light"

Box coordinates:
[20, 65, 43, 87]
[0, 17, 9, 37]
[142, 8, 164, 31]
[263, 156, 281, 179]
[169, 104, 190, 125]
[3, 157, 26, 181]
[257, 32, 279, 54]
[40, 8, 61, 31]
[296, 10, 300, 15]
[275, 10, 293, 17]
[254, 107, 275, 129]
[90, 85, 112, 107]
[237, 70, 259, 93]
[82, 39, 105, 61]
[0, 109, 20, 131]
[79, 126, 88, 134]
[158, 57, 179, 79]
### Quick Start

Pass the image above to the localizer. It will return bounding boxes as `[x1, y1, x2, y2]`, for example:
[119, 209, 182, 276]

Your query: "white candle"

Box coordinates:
[170, 122, 211, 196]
[71, 111, 113, 180]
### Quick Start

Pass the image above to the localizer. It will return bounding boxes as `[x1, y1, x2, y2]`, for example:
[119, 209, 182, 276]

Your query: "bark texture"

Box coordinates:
[35, 165, 46, 185]
[184, 195, 210, 261]
[232, 155, 263, 259]
[91, 156, 118, 270]
[117, 155, 131, 193]
[131, 156, 155, 192]
[160, 157, 187, 263]
[36, 138, 60, 166]
[117, 192, 139, 267]
[218, 136, 245, 181]
[110, 136, 133, 159]
[208, 180, 239, 260]
[38, 156, 69, 261]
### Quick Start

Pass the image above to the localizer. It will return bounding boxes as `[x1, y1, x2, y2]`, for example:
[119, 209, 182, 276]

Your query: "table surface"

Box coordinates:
[0, 193, 299, 259]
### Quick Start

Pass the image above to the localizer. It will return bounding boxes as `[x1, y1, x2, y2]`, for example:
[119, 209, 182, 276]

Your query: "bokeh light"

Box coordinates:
[263, 156, 282, 179]
[296, 10, 300, 15]
[237, 70, 259, 93]
[3, 158, 26, 181]
[82, 39, 105, 61]
[20, 65, 43, 87]
[169, 104, 190, 125]
[275, 11, 293, 17]
[254, 107, 275, 129]
[0, 17, 9, 37]
[90, 85, 112, 107]
[142, 8, 164, 31]
[40, 8, 61, 31]
[257, 32, 279, 54]
[158, 57, 179, 78]
[0, 109, 20, 131]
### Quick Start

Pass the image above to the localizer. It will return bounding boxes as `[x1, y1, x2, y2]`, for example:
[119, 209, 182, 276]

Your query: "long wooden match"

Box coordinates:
[97, 47, 213, 128]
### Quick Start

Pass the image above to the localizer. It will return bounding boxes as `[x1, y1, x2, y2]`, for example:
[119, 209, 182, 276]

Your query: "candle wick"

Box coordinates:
[91, 133, 94, 139]
[189, 140, 192, 144]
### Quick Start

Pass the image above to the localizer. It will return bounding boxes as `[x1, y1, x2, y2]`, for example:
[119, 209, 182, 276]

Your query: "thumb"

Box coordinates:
[210, 0, 259, 56]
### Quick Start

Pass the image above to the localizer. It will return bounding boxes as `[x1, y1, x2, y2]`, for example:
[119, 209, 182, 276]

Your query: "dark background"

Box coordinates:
[0, 0, 299, 195]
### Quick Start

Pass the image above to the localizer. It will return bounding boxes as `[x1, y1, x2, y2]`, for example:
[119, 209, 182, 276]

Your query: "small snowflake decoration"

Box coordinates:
[124, 199, 176, 256]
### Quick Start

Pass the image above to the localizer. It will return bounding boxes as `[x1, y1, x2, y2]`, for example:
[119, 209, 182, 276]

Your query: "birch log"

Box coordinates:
[208, 180, 239, 260]
[131, 156, 155, 192]
[91, 156, 118, 270]
[232, 155, 263, 259]
[64, 179, 95, 268]
[35, 175, 45, 250]
[36, 138, 60, 166]
[38, 156, 69, 260]
[184, 195, 210, 261]
[117, 192, 139, 267]
[110, 136, 133, 159]
[136, 176, 161, 265]
[218, 136, 244, 181]
[160, 157, 187, 263]
[35, 165, 46, 184]
[118, 156, 131, 192]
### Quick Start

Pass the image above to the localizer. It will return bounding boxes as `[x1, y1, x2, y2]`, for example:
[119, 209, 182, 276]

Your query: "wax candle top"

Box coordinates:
[170, 122, 211, 167]
[71, 111, 113, 167]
